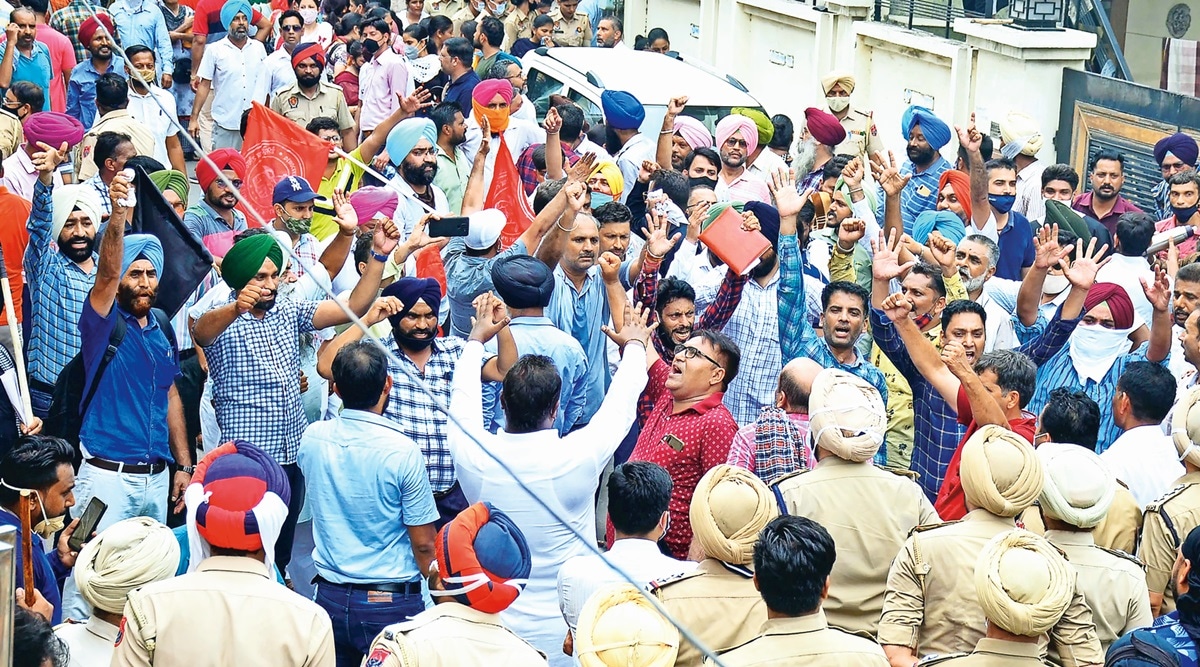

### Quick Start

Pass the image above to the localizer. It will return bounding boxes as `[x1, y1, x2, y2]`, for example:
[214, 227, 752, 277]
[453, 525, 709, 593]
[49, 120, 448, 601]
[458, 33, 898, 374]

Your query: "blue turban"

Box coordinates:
[385, 118, 437, 168]
[601, 90, 645, 131]
[381, 277, 442, 324]
[743, 200, 781, 249]
[912, 210, 966, 246]
[901, 105, 951, 149]
[491, 254, 554, 309]
[122, 234, 164, 278]
[1154, 132, 1199, 168]
[220, 0, 252, 32]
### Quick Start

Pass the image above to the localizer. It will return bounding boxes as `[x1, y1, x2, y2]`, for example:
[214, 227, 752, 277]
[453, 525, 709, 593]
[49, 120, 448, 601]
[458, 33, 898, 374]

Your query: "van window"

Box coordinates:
[526, 68, 565, 117]
[566, 90, 604, 130]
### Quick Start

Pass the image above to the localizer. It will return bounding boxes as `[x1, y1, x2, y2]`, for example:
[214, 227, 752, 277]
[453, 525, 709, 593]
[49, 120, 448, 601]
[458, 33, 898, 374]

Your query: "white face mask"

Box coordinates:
[826, 96, 850, 113]
[299, 7, 318, 24]
[0, 480, 66, 539]
[1068, 323, 1133, 383]
[1042, 273, 1070, 296]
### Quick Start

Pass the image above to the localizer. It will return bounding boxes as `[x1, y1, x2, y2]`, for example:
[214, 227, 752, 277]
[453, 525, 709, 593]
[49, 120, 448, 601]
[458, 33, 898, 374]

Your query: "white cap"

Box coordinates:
[466, 209, 506, 250]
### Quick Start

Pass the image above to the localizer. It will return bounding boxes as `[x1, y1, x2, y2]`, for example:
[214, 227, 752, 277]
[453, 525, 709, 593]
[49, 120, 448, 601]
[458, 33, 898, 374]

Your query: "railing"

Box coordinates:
[1064, 0, 1132, 80]
[872, 0, 1002, 38]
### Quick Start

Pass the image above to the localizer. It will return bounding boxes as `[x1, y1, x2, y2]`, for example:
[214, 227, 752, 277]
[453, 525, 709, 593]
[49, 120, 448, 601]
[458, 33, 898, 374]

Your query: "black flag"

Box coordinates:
[128, 167, 213, 317]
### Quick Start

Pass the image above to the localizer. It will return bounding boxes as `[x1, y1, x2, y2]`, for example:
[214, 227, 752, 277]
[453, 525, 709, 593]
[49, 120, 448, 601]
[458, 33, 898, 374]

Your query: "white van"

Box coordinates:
[520, 47, 767, 135]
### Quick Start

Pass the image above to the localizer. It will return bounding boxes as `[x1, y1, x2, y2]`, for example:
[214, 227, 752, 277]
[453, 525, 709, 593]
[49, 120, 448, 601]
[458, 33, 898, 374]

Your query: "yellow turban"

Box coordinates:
[961, 425, 1043, 517]
[1174, 386, 1200, 469]
[821, 70, 856, 95]
[689, 465, 778, 565]
[589, 161, 625, 199]
[1037, 442, 1116, 529]
[999, 110, 1044, 158]
[576, 584, 679, 667]
[808, 368, 886, 463]
[73, 517, 180, 613]
[975, 529, 1074, 637]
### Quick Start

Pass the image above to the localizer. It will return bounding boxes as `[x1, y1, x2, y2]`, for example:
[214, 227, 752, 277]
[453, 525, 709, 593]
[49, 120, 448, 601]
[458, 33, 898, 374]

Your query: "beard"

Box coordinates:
[751, 249, 778, 279]
[604, 125, 623, 155]
[117, 282, 157, 317]
[960, 267, 986, 293]
[907, 143, 936, 167]
[230, 26, 249, 40]
[401, 160, 437, 186]
[255, 297, 276, 311]
[297, 74, 320, 88]
[721, 149, 745, 170]
[793, 138, 818, 176]
[60, 234, 96, 263]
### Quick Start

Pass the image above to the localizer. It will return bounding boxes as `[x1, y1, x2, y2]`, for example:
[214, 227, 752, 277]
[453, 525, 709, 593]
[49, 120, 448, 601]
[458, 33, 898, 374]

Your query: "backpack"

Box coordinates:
[45, 308, 176, 465]
[1105, 628, 1186, 666]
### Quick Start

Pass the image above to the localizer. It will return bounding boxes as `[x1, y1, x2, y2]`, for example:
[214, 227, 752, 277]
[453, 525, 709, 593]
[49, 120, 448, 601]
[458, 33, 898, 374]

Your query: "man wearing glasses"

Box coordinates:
[623, 327, 741, 560]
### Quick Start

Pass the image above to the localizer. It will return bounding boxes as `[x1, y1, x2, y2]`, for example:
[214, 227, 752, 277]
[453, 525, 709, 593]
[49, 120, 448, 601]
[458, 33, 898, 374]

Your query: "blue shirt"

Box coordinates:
[182, 200, 247, 242]
[10, 42, 52, 111]
[1142, 612, 1200, 667]
[546, 264, 611, 425]
[298, 410, 438, 584]
[482, 316, 590, 435]
[994, 210, 1035, 281]
[78, 300, 178, 463]
[878, 156, 952, 234]
[443, 69, 479, 117]
[108, 0, 173, 76]
[66, 55, 126, 128]
[0, 507, 68, 623]
[442, 237, 527, 338]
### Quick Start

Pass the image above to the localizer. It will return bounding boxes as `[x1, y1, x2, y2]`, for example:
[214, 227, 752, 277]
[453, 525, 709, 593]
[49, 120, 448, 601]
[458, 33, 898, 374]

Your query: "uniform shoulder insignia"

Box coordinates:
[1146, 483, 1191, 512]
[650, 568, 705, 592]
[1115, 477, 1131, 490]
[1096, 545, 1144, 567]
[917, 652, 970, 665]
[909, 520, 958, 537]
[769, 469, 808, 488]
[881, 465, 919, 480]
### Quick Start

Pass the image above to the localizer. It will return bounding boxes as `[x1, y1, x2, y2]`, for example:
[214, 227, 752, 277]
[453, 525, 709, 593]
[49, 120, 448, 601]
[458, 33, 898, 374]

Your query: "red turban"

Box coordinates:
[939, 169, 972, 222]
[431, 502, 531, 613]
[472, 78, 514, 106]
[291, 42, 326, 69]
[1082, 283, 1135, 329]
[805, 107, 846, 148]
[196, 148, 247, 192]
[78, 14, 115, 48]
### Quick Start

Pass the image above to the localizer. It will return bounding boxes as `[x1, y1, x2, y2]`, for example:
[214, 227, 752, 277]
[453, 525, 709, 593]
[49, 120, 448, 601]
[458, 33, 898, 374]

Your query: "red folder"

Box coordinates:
[699, 205, 771, 275]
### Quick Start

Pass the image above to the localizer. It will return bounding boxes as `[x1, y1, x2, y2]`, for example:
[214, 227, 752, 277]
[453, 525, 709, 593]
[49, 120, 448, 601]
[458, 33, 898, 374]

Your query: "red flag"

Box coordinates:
[413, 245, 447, 297]
[484, 136, 536, 249]
[241, 102, 330, 227]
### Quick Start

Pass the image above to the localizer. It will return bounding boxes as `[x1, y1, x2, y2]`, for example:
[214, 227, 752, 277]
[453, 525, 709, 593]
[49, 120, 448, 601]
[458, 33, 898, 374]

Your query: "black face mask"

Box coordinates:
[297, 73, 321, 88]
[689, 176, 717, 190]
[1, 104, 22, 120]
[362, 38, 381, 55]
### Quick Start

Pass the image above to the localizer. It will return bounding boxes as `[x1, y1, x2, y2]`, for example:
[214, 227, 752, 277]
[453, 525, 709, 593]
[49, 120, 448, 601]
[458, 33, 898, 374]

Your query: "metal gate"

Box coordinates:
[1057, 68, 1200, 213]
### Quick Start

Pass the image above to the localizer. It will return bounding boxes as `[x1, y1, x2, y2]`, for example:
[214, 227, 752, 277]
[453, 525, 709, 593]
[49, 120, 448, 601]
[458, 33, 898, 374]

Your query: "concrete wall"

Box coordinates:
[1122, 0, 1199, 87]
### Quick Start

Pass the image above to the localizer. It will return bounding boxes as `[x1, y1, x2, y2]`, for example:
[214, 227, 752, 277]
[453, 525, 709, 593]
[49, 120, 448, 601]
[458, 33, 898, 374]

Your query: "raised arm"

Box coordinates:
[870, 229, 917, 310]
[543, 107, 565, 181]
[317, 191, 360, 281]
[311, 217, 401, 329]
[359, 89, 433, 163]
[943, 339, 1005, 425]
[955, 115, 991, 233]
[868, 150, 910, 242]
[0, 24, 17, 90]
[469, 292, 516, 383]
[459, 115, 491, 216]
[768, 168, 818, 360]
[89, 173, 134, 317]
[315, 296, 402, 380]
[878, 292, 960, 408]
[1017, 224, 1068, 326]
[532, 163, 592, 266]
[656, 95, 686, 169]
[1144, 265, 1174, 363]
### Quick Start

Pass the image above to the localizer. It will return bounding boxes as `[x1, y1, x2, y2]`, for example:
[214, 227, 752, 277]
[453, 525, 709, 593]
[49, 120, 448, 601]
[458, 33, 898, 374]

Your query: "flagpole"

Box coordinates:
[0, 244, 32, 424]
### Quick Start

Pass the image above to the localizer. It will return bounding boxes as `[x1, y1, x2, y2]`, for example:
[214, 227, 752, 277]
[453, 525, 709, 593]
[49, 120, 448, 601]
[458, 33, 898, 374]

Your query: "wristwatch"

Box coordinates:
[370, 249, 390, 263]
[179, 465, 195, 474]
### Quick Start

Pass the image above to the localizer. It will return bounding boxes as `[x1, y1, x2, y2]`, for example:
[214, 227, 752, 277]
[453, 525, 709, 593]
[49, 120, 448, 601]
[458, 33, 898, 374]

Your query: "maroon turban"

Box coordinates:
[25, 112, 85, 148]
[1082, 283, 1135, 329]
[805, 107, 847, 148]
[196, 148, 247, 192]
[291, 42, 326, 69]
[78, 14, 116, 48]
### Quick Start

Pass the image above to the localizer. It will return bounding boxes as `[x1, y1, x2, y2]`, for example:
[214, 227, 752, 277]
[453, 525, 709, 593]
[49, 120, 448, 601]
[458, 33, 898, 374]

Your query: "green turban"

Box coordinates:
[222, 234, 283, 291]
[150, 169, 189, 209]
[733, 107, 773, 146]
[702, 201, 745, 231]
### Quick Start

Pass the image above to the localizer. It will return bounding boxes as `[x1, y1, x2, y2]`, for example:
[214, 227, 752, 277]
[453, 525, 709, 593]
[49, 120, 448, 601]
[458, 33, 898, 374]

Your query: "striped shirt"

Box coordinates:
[877, 156, 952, 234]
[25, 180, 97, 386]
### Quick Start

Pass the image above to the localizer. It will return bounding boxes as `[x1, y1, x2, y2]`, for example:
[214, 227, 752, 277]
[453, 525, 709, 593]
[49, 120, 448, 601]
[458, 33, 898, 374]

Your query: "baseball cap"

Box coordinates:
[272, 176, 321, 205]
[465, 209, 506, 251]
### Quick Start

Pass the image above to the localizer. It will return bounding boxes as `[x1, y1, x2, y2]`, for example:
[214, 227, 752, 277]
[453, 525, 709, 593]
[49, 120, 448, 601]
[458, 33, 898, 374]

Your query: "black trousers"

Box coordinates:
[277, 463, 306, 574]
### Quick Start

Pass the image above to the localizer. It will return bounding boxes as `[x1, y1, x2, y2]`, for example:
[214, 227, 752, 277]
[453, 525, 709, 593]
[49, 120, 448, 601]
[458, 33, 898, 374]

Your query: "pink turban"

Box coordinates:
[715, 115, 758, 156]
[349, 186, 399, 225]
[673, 115, 712, 150]
[472, 79, 514, 106]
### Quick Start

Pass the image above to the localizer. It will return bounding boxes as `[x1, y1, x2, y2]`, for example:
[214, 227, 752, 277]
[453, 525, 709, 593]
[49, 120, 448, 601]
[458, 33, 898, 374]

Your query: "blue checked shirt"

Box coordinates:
[83, 176, 111, 220]
[877, 156, 952, 234]
[872, 305, 1081, 500]
[201, 296, 320, 464]
[25, 179, 97, 386]
[108, 0, 174, 76]
[51, 1, 106, 63]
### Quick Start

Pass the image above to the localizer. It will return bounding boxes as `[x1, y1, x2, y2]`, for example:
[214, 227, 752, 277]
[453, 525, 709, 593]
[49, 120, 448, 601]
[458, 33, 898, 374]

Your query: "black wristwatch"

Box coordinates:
[179, 465, 196, 474]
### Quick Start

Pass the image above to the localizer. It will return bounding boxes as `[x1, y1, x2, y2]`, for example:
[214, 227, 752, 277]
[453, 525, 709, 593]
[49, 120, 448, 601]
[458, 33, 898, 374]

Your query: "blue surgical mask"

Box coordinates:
[988, 193, 1016, 214]
[590, 191, 614, 208]
[494, 1, 507, 12]
[1174, 204, 1199, 223]
[404, 44, 419, 59]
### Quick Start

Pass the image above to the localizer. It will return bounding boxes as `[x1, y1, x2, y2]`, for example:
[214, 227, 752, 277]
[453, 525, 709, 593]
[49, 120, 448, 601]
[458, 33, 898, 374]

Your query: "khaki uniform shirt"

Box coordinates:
[877, 510, 1103, 667]
[111, 556, 335, 667]
[549, 9, 591, 47]
[706, 611, 889, 667]
[1139, 472, 1200, 615]
[924, 637, 1050, 666]
[76, 109, 158, 181]
[1045, 530, 1152, 652]
[0, 113, 23, 162]
[362, 603, 547, 666]
[450, 6, 480, 35]
[833, 107, 884, 161]
[772, 457, 940, 637]
[270, 81, 354, 133]
[1021, 484, 1142, 555]
[652, 558, 767, 667]
[502, 7, 534, 51]
[427, 0, 465, 17]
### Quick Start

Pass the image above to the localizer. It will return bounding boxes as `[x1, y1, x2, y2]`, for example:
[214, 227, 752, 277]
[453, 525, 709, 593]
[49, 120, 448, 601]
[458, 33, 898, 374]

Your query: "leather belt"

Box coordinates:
[85, 458, 168, 475]
[314, 576, 422, 594]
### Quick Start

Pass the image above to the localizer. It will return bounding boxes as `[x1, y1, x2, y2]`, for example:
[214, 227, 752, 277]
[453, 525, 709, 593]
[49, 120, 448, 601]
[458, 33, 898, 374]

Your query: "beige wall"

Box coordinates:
[1122, 0, 1199, 87]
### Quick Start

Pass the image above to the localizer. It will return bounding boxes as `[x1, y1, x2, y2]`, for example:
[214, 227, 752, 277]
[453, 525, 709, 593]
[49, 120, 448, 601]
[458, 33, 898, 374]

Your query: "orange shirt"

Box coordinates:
[0, 186, 32, 326]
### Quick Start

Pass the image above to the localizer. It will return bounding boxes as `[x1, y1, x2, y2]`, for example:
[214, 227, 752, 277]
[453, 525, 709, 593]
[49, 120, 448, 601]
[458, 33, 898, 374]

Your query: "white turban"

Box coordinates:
[999, 111, 1043, 158]
[961, 425, 1043, 517]
[1174, 385, 1200, 469]
[576, 584, 679, 667]
[1037, 442, 1116, 529]
[808, 369, 886, 463]
[689, 465, 778, 566]
[73, 517, 180, 613]
[51, 184, 104, 243]
[975, 529, 1074, 637]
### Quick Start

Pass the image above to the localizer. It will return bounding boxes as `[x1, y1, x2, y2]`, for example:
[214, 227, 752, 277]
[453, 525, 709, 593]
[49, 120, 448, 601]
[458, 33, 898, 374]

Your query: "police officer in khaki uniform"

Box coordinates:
[1140, 385, 1200, 617]
[707, 515, 888, 666]
[652, 465, 778, 667]
[269, 43, 355, 139]
[772, 368, 939, 638]
[877, 425, 1104, 667]
[820, 71, 883, 161]
[922, 529, 1076, 666]
[549, 0, 590, 47]
[427, 0, 466, 17]
[502, 0, 534, 50]
[362, 503, 545, 666]
[1037, 442, 1152, 652]
[575, 584, 680, 667]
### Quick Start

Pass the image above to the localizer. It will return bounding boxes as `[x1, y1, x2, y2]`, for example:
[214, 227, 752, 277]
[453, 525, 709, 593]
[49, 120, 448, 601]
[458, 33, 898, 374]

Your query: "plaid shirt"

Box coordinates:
[516, 142, 580, 196]
[51, 1, 106, 63]
[632, 261, 748, 424]
[874, 156, 952, 234]
[25, 179, 97, 386]
[872, 305, 1081, 500]
[83, 175, 111, 220]
[201, 296, 320, 464]
[382, 334, 474, 493]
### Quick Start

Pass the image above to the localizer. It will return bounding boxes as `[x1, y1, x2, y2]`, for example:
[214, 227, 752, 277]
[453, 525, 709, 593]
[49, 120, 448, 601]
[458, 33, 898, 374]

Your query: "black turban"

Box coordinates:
[381, 277, 442, 321]
[491, 254, 555, 309]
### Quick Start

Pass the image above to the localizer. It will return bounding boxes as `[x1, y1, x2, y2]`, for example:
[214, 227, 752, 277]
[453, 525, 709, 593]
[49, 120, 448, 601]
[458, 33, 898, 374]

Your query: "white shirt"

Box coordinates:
[575, 137, 611, 162]
[127, 86, 178, 170]
[257, 46, 298, 103]
[448, 340, 647, 667]
[1096, 252, 1154, 329]
[197, 37, 268, 130]
[557, 538, 695, 632]
[462, 116, 545, 192]
[510, 93, 536, 124]
[55, 615, 119, 667]
[0, 148, 61, 200]
[613, 132, 656, 204]
[977, 290, 1017, 351]
[747, 147, 788, 179]
[1014, 158, 1047, 223]
[1101, 424, 1185, 509]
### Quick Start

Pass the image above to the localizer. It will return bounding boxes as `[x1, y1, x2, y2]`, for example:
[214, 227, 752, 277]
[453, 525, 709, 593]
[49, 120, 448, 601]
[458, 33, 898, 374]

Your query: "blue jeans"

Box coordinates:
[30, 386, 51, 420]
[314, 579, 426, 667]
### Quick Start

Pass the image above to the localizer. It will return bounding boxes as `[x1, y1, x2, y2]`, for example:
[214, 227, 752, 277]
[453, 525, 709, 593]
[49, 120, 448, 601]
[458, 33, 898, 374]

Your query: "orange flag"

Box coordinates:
[484, 136, 536, 249]
[241, 102, 330, 227]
